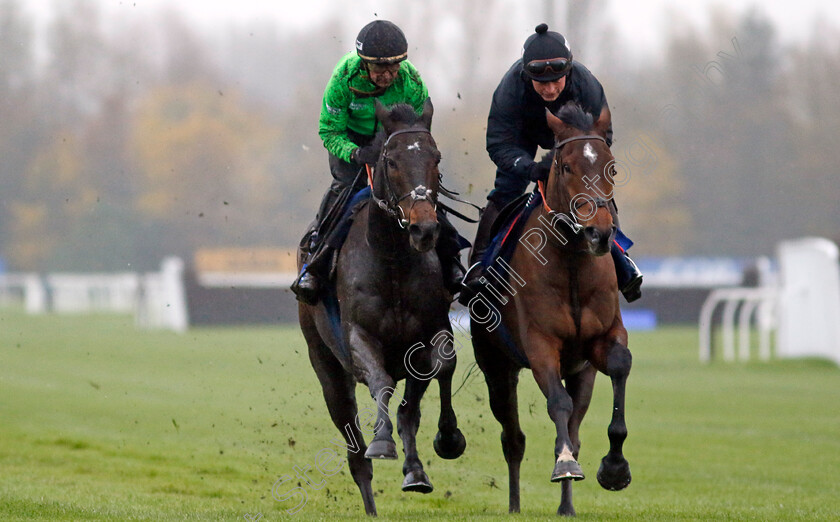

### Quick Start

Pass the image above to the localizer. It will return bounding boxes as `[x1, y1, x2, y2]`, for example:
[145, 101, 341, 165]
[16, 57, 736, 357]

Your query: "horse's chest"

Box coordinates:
[358, 293, 442, 335]
[344, 280, 446, 340]
[507, 294, 613, 340]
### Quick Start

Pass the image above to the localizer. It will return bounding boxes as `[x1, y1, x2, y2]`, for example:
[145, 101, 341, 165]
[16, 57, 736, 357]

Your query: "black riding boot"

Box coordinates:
[611, 245, 643, 303]
[436, 211, 466, 299]
[458, 200, 502, 305]
[290, 185, 344, 305]
[607, 200, 643, 303]
[291, 242, 335, 305]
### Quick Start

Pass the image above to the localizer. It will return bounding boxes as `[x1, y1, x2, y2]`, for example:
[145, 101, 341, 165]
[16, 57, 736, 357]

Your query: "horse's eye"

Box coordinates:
[386, 158, 398, 169]
[562, 163, 572, 173]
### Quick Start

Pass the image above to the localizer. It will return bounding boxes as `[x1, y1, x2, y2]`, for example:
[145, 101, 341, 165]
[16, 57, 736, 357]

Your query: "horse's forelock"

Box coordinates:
[554, 102, 594, 132]
[386, 103, 422, 125]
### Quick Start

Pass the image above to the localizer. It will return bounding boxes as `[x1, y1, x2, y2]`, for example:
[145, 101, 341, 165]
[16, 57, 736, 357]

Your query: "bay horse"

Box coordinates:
[468, 102, 632, 516]
[297, 99, 466, 516]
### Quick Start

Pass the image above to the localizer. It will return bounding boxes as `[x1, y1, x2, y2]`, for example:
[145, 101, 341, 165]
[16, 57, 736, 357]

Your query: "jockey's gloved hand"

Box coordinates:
[352, 144, 380, 166]
[528, 152, 555, 182]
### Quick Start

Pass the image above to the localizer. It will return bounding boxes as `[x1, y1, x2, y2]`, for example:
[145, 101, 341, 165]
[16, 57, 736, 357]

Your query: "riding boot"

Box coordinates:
[611, 244, 643, 303]
[435, 211, 466, 299]
[458, 200, 502, 305]
[605, 200, 643, 302]
[291, 241, 336, 305]
[290, 186, 343, 305]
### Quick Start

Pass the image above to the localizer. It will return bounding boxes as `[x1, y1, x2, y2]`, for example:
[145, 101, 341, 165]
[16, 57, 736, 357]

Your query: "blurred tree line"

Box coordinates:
[0, 0, 838, 271]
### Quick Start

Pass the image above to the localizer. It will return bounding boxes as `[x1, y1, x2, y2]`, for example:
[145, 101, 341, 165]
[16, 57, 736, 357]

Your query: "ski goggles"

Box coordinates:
[524, 56, 573, 78]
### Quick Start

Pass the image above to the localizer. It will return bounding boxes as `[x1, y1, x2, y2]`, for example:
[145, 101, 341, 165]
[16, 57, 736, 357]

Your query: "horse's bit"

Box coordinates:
[369, 128, 437, 229]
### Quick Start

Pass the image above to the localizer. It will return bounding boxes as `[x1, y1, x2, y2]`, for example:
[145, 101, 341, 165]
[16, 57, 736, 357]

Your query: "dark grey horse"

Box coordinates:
[297, 100, 466, 516]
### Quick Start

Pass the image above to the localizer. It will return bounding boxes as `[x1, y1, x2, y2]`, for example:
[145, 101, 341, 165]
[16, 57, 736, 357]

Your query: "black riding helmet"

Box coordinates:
[522, 23, 573, 82]
[356, 20, 408, 64]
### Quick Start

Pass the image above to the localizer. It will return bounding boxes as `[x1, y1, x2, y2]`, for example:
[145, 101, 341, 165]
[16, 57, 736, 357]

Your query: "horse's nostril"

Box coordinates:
[408, 221, 440, 252]
[409, 222, 438, 241]
[409, 224, 423, 244]
[585, 226, 601, 244]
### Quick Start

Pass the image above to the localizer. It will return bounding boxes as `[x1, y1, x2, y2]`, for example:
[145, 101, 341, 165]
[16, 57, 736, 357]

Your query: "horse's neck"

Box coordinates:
[365, 203, 411, 259]
[532, 208, 584, 257]
[522, 210, 611, 299]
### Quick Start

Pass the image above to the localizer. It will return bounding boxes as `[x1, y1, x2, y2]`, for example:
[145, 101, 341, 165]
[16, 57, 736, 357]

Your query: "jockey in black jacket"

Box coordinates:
[464, 23, 642, 302]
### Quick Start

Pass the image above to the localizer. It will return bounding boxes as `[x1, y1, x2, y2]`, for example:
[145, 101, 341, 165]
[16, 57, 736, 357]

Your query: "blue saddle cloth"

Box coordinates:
[319, 187, 371, 361]
[327, 187, 371, 252]
[482, 192, 542, 270]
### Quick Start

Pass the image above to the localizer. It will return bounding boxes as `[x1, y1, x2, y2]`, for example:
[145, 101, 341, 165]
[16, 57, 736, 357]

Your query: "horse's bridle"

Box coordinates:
[367, 128, 437, 229]
[537, 134, 612, 235]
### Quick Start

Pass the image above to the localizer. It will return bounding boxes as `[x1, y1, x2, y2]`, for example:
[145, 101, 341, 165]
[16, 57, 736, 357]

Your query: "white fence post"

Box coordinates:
[24, 274, 47, 313]
[698, 287, 777, 363]
[160, 257, 188, 332]
[776, 238, 840, 365]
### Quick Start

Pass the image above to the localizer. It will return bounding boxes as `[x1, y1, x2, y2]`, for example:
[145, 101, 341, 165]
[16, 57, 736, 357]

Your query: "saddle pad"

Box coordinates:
[320, 188, 371, 361]
[481, 191, 542, 269]
[325, 187, 371, 252]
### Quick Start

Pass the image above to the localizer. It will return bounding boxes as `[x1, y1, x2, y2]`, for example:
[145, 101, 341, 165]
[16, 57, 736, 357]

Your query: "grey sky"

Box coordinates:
[21, 0, 840, 52]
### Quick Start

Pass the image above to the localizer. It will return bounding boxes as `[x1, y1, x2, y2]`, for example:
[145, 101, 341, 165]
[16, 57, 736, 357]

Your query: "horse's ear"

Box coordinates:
[546, 108, 568, 137]
[418, 98, 434, 130]
[594, 105, 611, 140]
[375, 99, 391, 129]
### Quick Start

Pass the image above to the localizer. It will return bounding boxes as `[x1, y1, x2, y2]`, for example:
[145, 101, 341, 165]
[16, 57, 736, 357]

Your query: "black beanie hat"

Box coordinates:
[356, 20, 408, 64]
[522, 23, 573, 81]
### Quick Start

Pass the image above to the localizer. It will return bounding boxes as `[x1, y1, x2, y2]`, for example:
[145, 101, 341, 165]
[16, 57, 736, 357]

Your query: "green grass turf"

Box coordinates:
[1, 308, 839, 520]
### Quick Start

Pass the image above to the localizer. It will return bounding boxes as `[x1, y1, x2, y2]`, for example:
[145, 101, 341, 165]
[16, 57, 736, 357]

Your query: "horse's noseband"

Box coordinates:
[371, 128, 437, 229]
[410, 185, 430, 201]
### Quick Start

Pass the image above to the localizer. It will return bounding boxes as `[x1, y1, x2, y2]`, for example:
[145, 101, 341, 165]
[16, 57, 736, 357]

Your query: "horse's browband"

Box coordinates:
[554, 134, 606, 150]
[382, 128, 431, 148]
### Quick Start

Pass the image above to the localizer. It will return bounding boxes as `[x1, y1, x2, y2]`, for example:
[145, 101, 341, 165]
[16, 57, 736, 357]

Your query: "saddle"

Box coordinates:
[482, 192, 542, 271]
[324, 187, 372, 279]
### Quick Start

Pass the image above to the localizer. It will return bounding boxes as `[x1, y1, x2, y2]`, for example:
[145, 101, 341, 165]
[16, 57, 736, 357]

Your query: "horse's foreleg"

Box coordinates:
[306, 337, 376, 515]
[557, 364, 597, 516]
[432, 340, 467, 461]
[475, 335, 525, 513]
[345, 325, 399, 460]
[564, 364, 597, 460]
[397, 377, 434, 493]
[592, 338, 632, 491]
[528, 340, 584, 486]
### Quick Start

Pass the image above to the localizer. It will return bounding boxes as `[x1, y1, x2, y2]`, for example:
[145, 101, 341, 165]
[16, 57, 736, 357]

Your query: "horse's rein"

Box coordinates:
[367, 128, 437, 228]
[538, 134, 611, 235]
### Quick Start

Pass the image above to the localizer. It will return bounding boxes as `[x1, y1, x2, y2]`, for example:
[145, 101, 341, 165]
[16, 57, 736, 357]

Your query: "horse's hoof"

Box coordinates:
[433, 428, 466, 460]
[596, 454, 631, 491]
[364, 439, 398, 460]
[401, 470, 434, 493]
[551, 459, 585, 482]
[557, 505, 576, 517]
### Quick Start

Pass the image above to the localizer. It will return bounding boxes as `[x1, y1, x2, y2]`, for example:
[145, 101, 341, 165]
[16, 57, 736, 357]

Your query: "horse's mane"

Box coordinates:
[554, 102, 594, 132]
